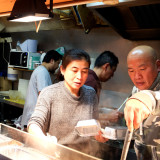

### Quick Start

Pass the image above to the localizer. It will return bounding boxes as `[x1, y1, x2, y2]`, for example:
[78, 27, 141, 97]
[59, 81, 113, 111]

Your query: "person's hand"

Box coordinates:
[94, 130, 108, 143]
[124, 99, 150, 132]
[107, 110, 124, 123]
[47, 133, 57, 143]
[118, 111, 124, 118]
[107, 110, 119, 122]
[28, 124, 57, 144]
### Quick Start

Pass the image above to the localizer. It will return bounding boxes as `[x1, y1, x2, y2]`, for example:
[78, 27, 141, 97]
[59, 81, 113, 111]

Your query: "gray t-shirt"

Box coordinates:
[28, 81, 98, 145]
[21, 65, 52, 127]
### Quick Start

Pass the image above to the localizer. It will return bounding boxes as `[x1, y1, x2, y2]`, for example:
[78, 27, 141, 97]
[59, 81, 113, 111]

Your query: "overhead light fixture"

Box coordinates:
[7, 0, 53, 22]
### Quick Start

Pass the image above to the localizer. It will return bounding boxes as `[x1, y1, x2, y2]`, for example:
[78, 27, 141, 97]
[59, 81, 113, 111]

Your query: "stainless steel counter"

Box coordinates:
[0, 123, 100, 160]
[0, 123, 137, 160]
[0, 96, 136, 159]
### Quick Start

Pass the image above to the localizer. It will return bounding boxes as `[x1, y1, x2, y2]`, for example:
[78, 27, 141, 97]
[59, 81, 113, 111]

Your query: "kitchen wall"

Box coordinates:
[9, 26, 160, 108]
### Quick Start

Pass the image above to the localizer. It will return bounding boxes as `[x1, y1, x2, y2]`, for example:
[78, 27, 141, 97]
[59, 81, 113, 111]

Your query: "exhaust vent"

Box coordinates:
[90, 1, 160, 40]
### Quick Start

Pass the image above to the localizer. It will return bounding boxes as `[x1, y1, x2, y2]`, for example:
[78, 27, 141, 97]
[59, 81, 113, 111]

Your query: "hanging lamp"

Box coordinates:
[7, 0, 53, 22]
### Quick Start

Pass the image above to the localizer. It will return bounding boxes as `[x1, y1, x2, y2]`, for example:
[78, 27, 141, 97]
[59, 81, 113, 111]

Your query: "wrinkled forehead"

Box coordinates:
[127, 55, 153, 67]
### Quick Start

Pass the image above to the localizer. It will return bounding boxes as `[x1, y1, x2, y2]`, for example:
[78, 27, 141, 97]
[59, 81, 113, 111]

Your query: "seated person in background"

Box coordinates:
[20, 50, 62, 129]
[28, 49, 107, 154]
[85, 51, 123, 126]
[124, 45, 160, 160]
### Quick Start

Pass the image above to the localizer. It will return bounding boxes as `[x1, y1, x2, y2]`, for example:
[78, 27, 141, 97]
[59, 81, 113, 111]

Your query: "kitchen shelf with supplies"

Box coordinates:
[8, 67, 33, 72]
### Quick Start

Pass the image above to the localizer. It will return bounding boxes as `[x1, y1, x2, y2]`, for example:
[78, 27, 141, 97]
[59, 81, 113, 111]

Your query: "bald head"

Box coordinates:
[127, 45, 157, 64]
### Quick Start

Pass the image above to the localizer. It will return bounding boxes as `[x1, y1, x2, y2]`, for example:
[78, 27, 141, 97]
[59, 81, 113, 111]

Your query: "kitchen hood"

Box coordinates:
[87, 0, 160, 40]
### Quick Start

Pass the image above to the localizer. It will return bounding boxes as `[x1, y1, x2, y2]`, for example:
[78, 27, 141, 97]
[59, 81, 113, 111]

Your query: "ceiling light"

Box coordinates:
[8, 0, 53, 22]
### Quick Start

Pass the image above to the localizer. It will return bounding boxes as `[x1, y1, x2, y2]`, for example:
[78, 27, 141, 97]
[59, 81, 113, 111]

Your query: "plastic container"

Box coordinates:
[102, 126, 128, 140]
[28, 56, 40, 70]
[19, 39, 38, 52]
[9, 90, 20, 102]
[75, 119, 101, 137]
[7, 66, 19, 81]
